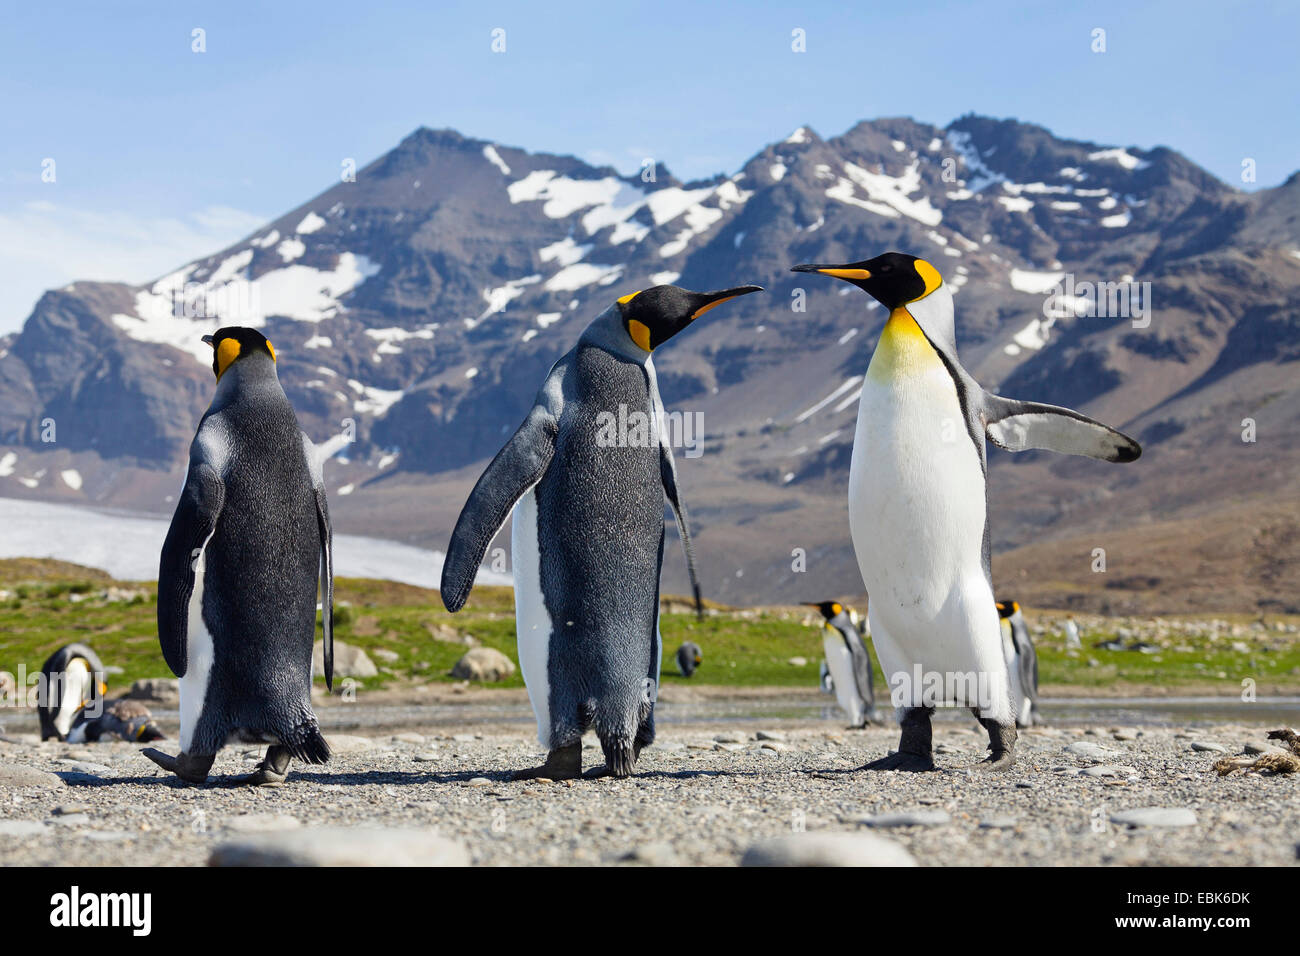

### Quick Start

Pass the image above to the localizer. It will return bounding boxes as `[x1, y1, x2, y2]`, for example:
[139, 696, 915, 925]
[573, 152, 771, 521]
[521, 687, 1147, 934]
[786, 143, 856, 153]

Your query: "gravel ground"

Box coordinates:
[2, 706, 1297, 866]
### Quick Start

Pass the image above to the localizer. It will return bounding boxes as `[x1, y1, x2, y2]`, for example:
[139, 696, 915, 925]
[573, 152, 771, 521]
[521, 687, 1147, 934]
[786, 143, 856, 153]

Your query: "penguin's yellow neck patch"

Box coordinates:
[215, 338, 241, 379]
[867, 307, 939, 381]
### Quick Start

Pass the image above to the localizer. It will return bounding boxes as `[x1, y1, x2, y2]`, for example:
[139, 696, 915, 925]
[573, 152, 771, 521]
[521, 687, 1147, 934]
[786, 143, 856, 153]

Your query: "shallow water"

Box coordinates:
[5, 695, 1296, 737]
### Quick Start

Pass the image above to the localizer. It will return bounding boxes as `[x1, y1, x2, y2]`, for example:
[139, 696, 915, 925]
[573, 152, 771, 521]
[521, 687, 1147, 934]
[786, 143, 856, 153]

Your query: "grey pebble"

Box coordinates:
[1190, 741, 1227, 753]
[0, 764, 65, 789]
[857, 809, 951, 828]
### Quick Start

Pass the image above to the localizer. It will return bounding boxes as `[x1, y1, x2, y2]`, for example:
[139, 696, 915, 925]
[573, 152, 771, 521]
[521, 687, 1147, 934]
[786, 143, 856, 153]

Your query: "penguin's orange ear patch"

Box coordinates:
[216, 338, 242, 379]
[628, 319, 652, 351]
[265, 340, 276, 362]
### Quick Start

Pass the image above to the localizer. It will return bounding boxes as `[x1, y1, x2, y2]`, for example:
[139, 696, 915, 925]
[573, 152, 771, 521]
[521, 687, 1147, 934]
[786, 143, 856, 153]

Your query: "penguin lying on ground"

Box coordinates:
[805, 601, 874, 728]
[676, 642, 703, 677]
[442, 282, 762, 779]
[792, 253, 1139, 771]
[996, 600, 1040, 728]
[143, 327, 335, 786]
[37, 643, 106, 741]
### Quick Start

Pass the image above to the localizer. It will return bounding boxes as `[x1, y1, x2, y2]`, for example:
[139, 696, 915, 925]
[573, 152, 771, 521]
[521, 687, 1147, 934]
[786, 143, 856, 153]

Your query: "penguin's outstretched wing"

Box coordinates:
[981, 393, 1141, 462]
[846, 628, 874, 707]
[157, 462, 225, 677]
[660, 442, 704, 618]
[441, 405, 559, 612]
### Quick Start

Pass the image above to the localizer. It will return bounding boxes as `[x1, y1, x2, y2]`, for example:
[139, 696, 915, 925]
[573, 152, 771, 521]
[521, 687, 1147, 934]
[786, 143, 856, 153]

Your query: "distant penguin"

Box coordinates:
[143, 327, 335, 786]
[676, 642, 703, 677]
[805, 601, 874, 727]
[792, 252, 1139, 771]
[1064, 617, 1082, 650]
[37, 643, 106, 741]
[441, 282, 762, 779]
[996, 600, 1039, 728]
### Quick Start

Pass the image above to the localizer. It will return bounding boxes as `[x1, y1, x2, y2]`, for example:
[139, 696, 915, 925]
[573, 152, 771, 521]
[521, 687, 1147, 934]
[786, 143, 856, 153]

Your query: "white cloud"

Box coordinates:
[0, 201, 266, 333]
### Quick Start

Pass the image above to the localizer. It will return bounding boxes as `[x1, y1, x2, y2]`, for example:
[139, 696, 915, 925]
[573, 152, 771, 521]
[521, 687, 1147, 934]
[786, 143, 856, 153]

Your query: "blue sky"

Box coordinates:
[1, 0, 1296, 331]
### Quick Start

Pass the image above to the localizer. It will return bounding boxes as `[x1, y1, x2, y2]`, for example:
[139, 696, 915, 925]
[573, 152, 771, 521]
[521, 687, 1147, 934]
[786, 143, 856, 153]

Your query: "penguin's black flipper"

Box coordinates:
[441, 406, 558, 612]
[313, 486, 335, 692]
[981, 393, 1141, 462]
[659, 442, 703, 619]
[157, 462, 226, 677]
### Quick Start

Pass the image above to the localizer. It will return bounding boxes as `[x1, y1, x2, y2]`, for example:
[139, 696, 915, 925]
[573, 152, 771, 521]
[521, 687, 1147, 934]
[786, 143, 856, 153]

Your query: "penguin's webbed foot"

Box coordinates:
[234, 745, 292, 787]
[974, 717, 1017, 772]
[862, 750, 936, 772]
[863, 705, 935, 771]
[511, 742, 582, 781]
[142, 748, 213, 784]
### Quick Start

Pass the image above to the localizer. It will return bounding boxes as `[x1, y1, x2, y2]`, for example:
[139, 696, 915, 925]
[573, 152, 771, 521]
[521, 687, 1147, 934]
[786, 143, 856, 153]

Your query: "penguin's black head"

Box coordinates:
[803, 601, 846, 623]
[791, 252, 943, 310]
[201, 327, 276, 380]
[615, 284, 763, 352]
[996, 600, 1020, 619]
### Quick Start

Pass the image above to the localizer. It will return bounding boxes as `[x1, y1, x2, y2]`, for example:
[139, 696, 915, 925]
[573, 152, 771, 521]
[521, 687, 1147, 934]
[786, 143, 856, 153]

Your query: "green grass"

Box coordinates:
[2, 558, 1297, 695]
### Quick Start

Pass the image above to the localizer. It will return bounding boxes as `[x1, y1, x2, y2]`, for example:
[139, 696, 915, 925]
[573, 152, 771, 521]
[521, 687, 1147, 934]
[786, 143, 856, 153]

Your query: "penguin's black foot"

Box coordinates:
[511, 742, 581, 781]
[142, 748, 214, 784]
[974, 749, 1016, 772]
[863, 704, 935, 771]
[974, 717, 1017, 772]
[862, 750, 936, 772]
[587, 740, 637, 779]
[235, 745, 292, 787]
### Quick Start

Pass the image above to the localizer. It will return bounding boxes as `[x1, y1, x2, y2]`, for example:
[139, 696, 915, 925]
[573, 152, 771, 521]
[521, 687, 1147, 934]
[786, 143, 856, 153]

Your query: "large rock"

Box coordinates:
[0, 764, 66, 789]
[1110, 807, 1198, 828]
[209, 827, 470, 867]
[312, 640, 378, 679]
[450, 647, 516, 682]
[742, 833, 917, 867]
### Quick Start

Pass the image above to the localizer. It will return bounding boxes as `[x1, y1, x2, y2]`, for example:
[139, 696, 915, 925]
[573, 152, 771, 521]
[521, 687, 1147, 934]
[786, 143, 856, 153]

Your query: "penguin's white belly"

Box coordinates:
[849, 361, 1005, 713]
[822, 634, 864, 725]
[511, 489, 552, 746]
[179, 568, 215, 752]
[53, 659, 91, 737]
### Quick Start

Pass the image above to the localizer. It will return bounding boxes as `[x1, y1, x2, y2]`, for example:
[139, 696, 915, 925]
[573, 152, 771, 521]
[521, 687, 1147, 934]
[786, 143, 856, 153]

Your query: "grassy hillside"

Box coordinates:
[1, 558, 1297, 696]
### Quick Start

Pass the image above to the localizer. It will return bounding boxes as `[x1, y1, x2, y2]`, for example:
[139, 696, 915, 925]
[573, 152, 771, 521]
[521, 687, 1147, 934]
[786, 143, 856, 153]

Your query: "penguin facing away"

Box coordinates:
[805, 601, 874, 728]
[37, 643, 106, 741]
[791, 253, 1139, 771]
[676, 641, 703, 677]
[441, 283, 762, 779]
[996, 599, 1040, 728]
[143, 327, 335, 785]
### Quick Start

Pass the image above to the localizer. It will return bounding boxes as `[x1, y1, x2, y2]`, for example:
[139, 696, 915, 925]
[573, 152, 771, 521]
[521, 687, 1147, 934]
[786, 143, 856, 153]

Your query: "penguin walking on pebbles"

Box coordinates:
[143, 327, 335, 785]
[792, 253, 1139, 771]
[806, 602, 874, 728]
[442, 283, 762, 779]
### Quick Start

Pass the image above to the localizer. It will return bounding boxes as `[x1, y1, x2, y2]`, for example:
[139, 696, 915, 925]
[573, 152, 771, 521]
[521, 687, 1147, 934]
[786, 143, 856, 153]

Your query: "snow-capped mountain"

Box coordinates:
[2, 115, 1298, 611]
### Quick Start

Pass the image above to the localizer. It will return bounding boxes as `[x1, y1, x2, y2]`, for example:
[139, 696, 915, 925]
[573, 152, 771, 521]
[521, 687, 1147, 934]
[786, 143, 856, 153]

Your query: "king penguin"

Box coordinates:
[37, 643, 106, 741]
[805, 601, 875, 728]
[791, 253, 1139, 771]
[143, 326, 335, 785]
[676, 641, 703, 677]
[997, 599, 1040, 728]
[441, 282, 762, 779]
